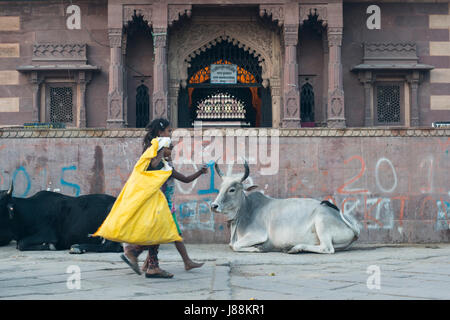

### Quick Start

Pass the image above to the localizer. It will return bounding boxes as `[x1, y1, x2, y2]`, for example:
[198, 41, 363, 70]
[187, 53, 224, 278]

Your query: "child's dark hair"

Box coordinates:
[142, 118, 170, 153]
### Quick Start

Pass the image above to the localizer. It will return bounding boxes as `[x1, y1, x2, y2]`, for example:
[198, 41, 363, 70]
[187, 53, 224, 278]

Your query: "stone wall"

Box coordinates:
[0, 128, 449, 244]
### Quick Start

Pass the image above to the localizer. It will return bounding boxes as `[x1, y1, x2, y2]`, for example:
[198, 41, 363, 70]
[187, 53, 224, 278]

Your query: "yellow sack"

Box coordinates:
[93, 138, 182, 245]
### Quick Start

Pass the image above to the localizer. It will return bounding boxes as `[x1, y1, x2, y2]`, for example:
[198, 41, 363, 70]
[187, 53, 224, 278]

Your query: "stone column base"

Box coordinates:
[281, 119, 302, 128]
[326, 118, 346, 128]
[106, 120, 126, 128]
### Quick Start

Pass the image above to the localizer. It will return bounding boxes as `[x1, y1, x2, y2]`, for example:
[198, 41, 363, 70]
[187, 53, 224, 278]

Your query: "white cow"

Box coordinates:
[210, 161, 361, 254]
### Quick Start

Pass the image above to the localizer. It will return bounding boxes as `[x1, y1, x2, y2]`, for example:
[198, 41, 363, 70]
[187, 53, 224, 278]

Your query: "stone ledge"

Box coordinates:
[0, 127, 449, 138]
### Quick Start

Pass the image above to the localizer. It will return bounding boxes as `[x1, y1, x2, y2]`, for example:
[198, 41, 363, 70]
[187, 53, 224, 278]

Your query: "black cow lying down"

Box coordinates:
[0, 185, 122, 253]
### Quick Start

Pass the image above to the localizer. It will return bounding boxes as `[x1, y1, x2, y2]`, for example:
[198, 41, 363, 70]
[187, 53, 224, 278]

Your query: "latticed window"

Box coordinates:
[300, 83, 315, 123]
[376, 84, 402, 125]
[136, 84, 150, 128]
[49, 87, 73, 123]
[196, 92, 246, 120]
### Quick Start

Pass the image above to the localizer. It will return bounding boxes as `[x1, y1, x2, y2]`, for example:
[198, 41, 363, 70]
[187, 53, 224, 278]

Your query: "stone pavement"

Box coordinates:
[0, 242, 449, 300]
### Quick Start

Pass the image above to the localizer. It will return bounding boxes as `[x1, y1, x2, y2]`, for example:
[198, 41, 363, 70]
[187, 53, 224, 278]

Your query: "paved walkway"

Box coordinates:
[0, 243, 449, 300]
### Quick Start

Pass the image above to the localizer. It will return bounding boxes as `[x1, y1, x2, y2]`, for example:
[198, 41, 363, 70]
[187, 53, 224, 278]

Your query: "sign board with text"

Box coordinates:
[210, 64, 237, 84]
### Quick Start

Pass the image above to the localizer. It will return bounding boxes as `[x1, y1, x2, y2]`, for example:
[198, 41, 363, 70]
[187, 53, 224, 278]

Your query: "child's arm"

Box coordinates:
[149, 149, 165, 169]
[171, 165, 208, 183]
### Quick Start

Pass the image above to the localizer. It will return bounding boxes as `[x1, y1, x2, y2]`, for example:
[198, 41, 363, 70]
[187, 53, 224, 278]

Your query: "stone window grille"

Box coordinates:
[375, 83, 402, 125]
[49, 86, 74, 123]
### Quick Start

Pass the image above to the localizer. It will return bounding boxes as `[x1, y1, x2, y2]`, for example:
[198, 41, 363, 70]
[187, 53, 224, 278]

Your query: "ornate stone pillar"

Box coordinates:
[270, 77, 282, 128]
[152, 27, 169, 120]
[168, 79, 180, 127]
[107, 28, 126, 128]
[408, 71, 420, 127]
[77, 71, 92, 128]
[327, 27, 346, 128]
[30, 71, 42, 123]
[321, 32, 329, 127]
[122, 33, 128, 127]
[358, 71, 374, 126]
[282, 24, 301, 128]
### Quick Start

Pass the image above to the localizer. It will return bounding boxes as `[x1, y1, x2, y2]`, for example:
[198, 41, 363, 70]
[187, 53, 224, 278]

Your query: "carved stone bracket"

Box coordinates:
[108, 28, 123, 48]
[283, 24, 299, 47]
[259, 5, 284, 27]
[299, 5, 328, 27]
[327, 27, 343, 47]
[168, 4, 192, 27]
[123, 5, 152, 28]
[152, 27, 168, 48]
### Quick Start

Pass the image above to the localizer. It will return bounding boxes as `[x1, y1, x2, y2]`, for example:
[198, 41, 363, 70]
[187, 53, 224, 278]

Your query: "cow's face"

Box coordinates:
[211, 176, 246, 220]
[0, 189, 14, 246]
[211, 160, 258, 221]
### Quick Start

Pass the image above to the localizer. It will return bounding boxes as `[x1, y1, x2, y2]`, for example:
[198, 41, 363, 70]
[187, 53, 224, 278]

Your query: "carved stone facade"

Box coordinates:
[104, 1, 346, 129]
[2, 0, 446, 129]
[168, 17, 282, 126]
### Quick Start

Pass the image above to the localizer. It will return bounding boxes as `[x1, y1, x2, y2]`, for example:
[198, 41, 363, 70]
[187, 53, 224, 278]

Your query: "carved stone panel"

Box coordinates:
[32, 44, 87, 62]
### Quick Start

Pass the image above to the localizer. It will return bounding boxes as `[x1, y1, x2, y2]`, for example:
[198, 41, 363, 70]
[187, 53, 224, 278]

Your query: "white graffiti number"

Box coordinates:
[66, 265, 81, 290]
[366, 5, 381, 30]
[366, 265, 381, 290]
[375, 158, 397, 193]
[66, 5, 81, 30]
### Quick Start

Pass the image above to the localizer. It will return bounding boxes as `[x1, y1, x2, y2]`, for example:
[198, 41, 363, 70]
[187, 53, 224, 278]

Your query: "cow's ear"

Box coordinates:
[6, 203, 14, 220]
[245, 185, 259, 192]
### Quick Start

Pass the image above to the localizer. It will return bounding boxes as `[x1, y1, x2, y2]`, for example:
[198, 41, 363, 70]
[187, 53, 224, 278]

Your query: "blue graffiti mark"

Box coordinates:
[12, 166, 31, 198]
[436, 200, 450, 231]
[197, 161, 219, 195]
[60, 165, 81, 196]
[177, 198, 215, 231]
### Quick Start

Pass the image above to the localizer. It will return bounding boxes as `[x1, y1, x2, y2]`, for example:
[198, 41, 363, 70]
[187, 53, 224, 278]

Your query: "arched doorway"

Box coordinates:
[178, 40, 271, 128]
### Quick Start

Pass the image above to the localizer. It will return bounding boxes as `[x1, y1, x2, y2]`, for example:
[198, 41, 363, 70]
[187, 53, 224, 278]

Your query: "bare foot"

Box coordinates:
[184, 260, 204, 271]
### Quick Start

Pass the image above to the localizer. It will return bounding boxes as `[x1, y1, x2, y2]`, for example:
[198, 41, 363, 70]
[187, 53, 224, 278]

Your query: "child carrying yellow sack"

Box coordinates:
[93, 138, 182, 245]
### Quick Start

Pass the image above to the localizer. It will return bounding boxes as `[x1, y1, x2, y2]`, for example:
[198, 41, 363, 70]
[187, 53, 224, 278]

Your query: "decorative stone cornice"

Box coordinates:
[168, 4, 192, 26]
[123, 5, 152, 28]
[1, 128, 448, 139]
[259, 5, 284, 27]
[299, 5, 328, 27]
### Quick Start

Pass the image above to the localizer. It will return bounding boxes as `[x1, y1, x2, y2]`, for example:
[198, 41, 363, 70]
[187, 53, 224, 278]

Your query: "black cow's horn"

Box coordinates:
[241, 159, 250, 182]
[214, 161, 224, 178]
[7, 182, 13, 196]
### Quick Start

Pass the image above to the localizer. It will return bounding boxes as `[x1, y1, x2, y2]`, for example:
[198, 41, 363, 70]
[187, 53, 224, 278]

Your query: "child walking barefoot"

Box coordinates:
[140, 119, 206, 273]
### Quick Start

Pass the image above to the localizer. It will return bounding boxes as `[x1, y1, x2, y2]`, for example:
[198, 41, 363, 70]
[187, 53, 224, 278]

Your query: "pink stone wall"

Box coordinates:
[0, 128, 449, 244]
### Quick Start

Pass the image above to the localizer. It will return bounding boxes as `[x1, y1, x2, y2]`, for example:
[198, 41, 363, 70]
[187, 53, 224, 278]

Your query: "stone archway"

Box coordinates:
[168, 19, 282, 127]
